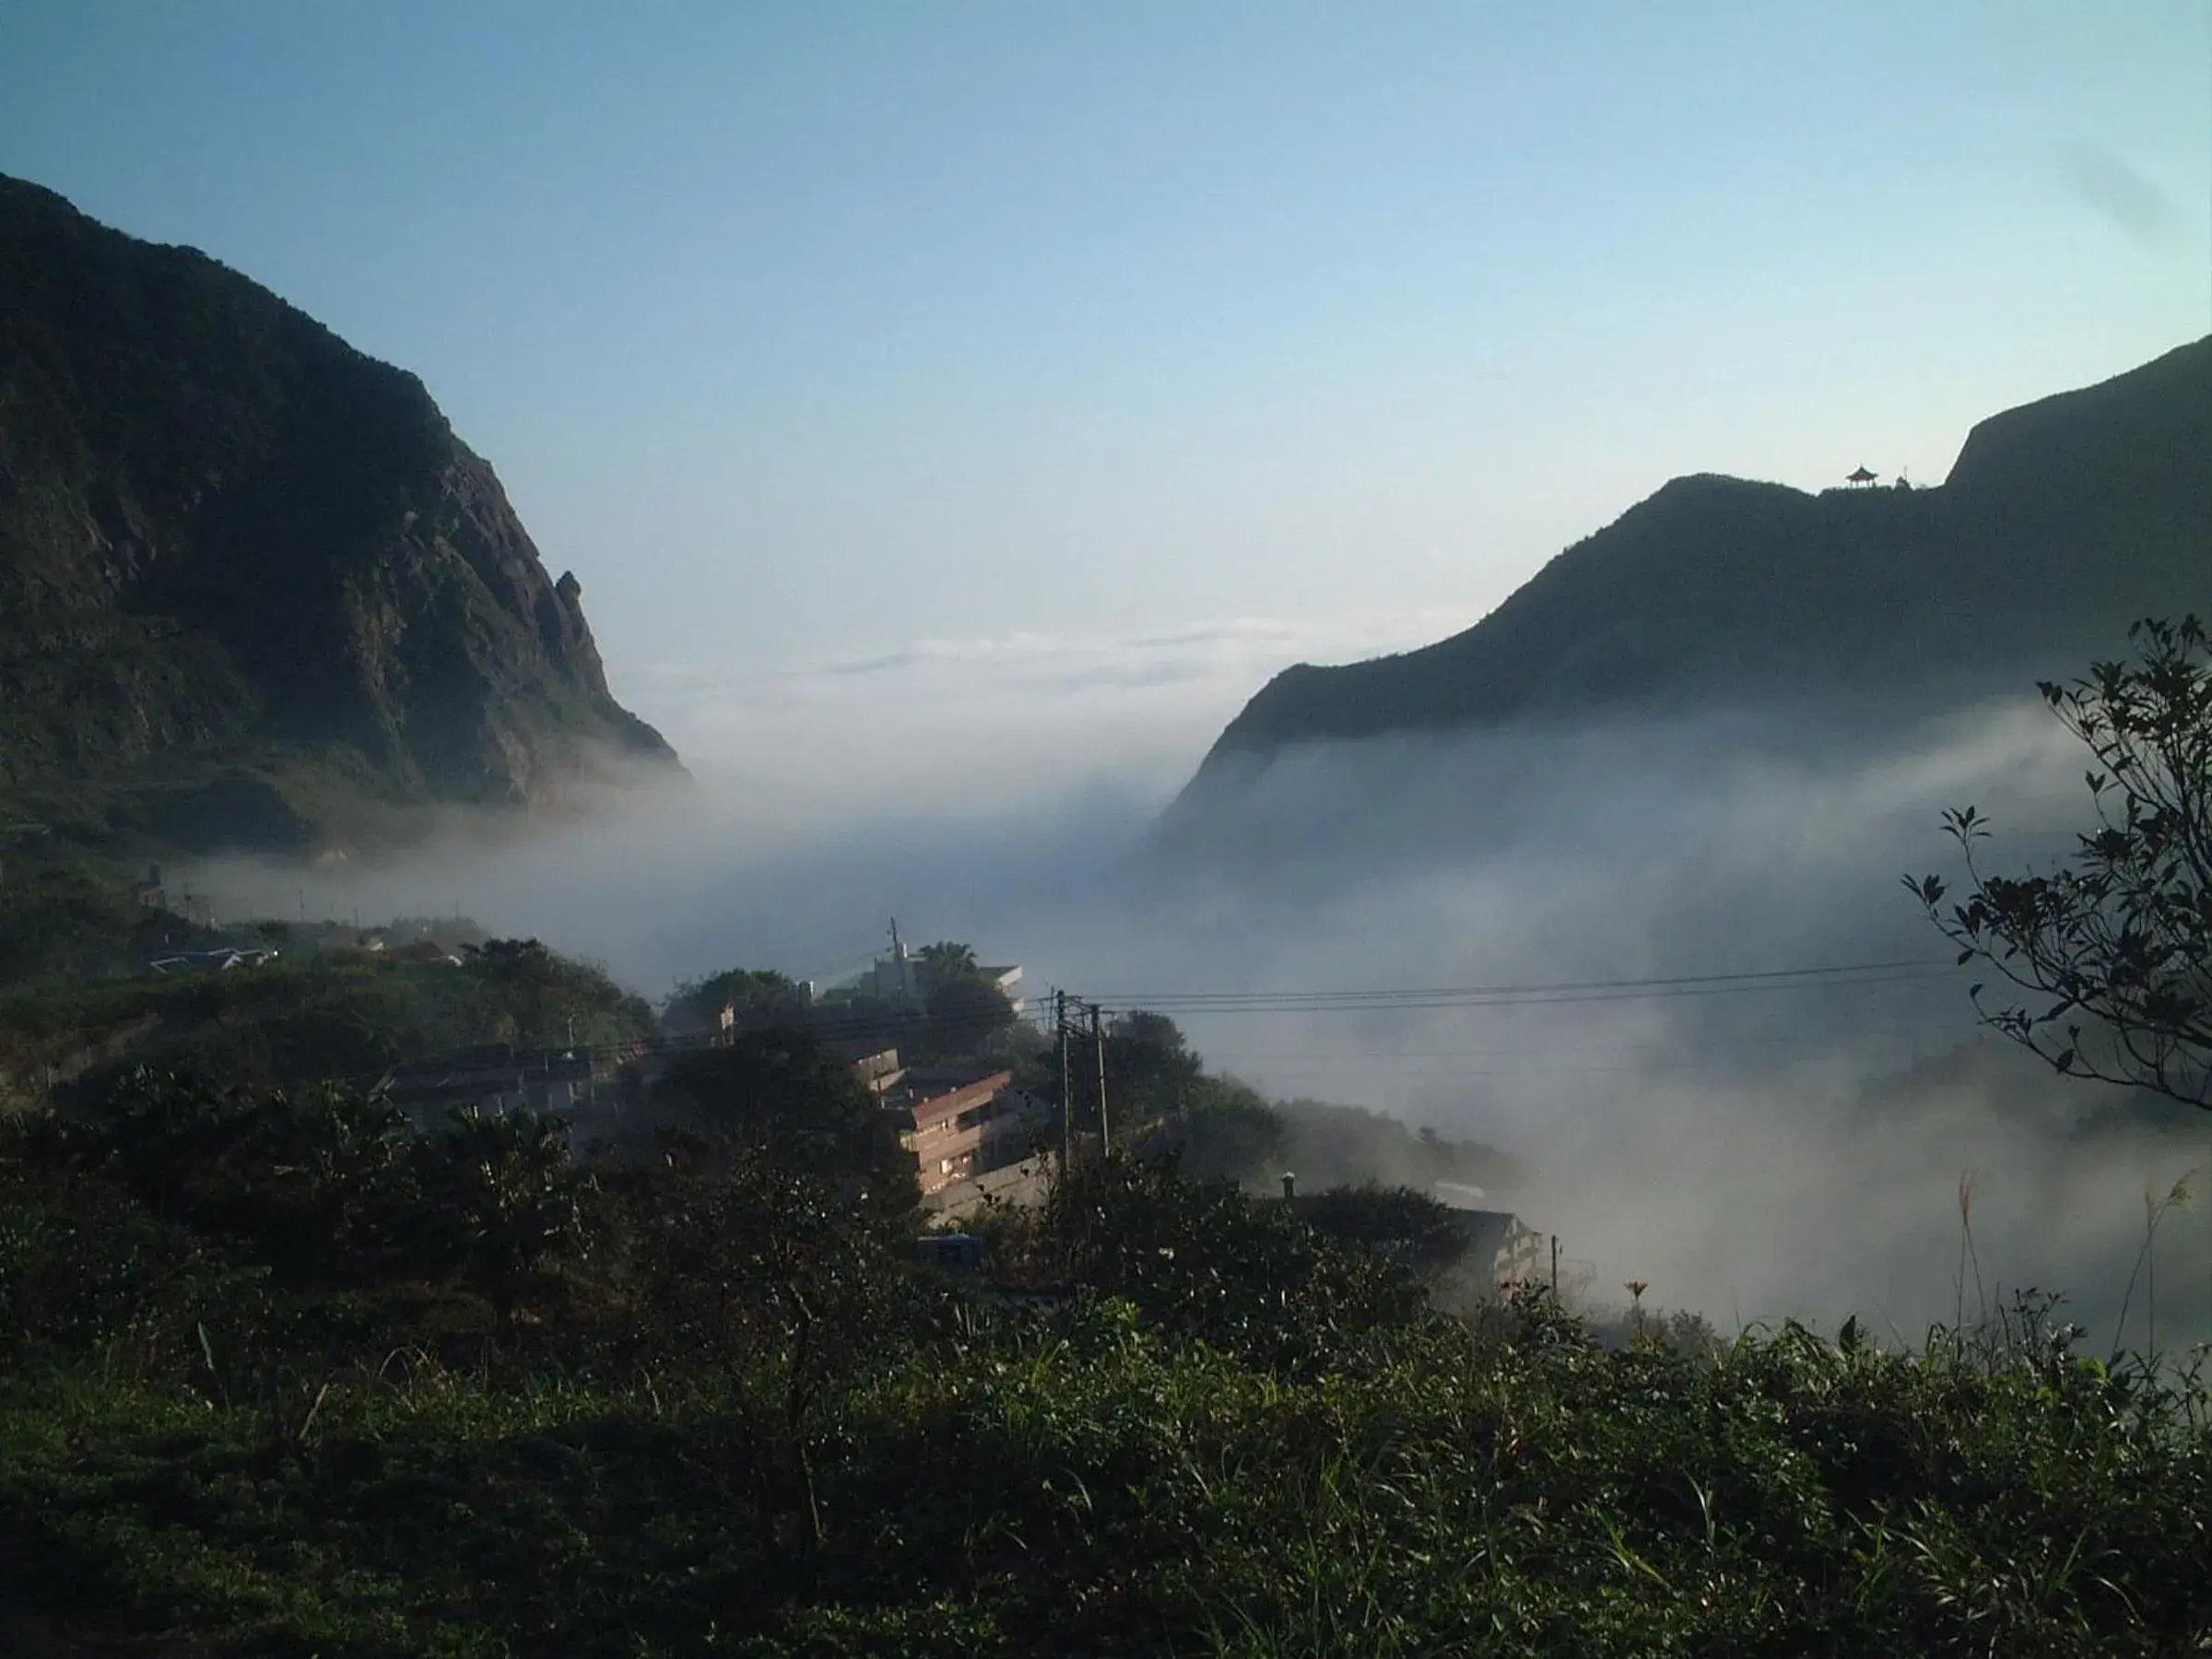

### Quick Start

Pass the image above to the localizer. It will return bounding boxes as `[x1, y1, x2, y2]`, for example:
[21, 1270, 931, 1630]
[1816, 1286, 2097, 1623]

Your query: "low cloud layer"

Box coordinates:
[189, 641, 2211, 1351]
[607, 611, 1465, 833]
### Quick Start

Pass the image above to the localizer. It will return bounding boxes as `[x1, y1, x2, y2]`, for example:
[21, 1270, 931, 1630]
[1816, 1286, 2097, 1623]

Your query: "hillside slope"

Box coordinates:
[0, 175, 677, 853]
[1176, 338, 2211, 813]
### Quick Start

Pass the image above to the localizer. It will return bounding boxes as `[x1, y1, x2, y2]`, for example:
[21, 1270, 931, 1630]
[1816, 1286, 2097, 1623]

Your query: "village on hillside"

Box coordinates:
[16, 846, 1559, 1302]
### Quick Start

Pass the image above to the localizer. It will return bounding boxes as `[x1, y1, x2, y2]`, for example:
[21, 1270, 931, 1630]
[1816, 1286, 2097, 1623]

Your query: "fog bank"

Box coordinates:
[186, 658, 2211, 1351]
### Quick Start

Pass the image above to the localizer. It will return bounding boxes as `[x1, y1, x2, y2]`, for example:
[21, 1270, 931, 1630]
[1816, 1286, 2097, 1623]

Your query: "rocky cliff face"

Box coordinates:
[0, 174, 677, 853]
[1174, 336, 2212, 816]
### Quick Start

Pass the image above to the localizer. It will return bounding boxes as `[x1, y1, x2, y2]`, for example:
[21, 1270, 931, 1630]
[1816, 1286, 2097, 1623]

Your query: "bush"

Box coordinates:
[2, 1070, 2209, 1653]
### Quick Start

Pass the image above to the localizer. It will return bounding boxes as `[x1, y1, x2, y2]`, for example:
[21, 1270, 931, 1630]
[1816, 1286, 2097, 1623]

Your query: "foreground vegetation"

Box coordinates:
[3, 1044, 2208, 1656]
[8, 605, 2212, 1653]
[0, 896, 652, 1112]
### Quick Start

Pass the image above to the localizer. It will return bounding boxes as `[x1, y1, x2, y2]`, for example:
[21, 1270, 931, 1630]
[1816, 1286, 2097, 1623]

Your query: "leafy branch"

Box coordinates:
[1907, 618, 2212, 1109]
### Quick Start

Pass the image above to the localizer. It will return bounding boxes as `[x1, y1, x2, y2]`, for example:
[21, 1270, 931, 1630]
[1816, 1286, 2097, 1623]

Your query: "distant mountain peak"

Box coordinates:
[1171, 337, 2212, 825]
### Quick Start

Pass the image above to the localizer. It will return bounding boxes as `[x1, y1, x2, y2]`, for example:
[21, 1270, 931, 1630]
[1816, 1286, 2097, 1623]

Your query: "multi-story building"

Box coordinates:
[887, 1065, 1050, 1194]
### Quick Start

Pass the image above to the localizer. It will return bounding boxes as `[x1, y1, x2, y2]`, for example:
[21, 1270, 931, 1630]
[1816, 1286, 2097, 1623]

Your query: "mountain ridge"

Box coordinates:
[0, 174, 678, 855]
[1173, 336, 2212, 819]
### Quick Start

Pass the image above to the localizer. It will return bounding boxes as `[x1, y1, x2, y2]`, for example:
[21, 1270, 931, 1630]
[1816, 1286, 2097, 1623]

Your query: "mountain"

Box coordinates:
[0, 175, 678, 854]
[1173, 337, 2212, 818]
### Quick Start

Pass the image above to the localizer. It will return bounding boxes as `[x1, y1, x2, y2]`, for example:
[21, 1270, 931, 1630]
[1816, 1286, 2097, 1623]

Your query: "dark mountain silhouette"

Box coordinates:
[0, 175, 678, 854]
[1172, 337, 2211, 820]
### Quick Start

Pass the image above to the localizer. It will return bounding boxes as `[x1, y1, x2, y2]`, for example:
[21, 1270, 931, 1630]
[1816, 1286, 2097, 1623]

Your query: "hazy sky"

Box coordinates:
[4, 2, 2206, 771]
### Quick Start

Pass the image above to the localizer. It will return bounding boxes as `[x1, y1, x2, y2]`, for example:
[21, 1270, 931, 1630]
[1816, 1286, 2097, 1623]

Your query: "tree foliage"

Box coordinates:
[460, 936, 655, 1048]
[1296, 1181, 1476, 1277]
[5, 1051, 2212, 1653]
[1042, 1155, 1430, 1371]
[661, 965, 809, 1037]
[645, 1027, 918, 1210]
[420, 1104, 596, 1332]
[1911, 618, 2212, 1108]
[915, 939, 979, 996]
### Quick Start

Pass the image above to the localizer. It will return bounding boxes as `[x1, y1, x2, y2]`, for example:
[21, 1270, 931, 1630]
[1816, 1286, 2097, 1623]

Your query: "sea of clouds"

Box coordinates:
[190, 618, 2212, 1350]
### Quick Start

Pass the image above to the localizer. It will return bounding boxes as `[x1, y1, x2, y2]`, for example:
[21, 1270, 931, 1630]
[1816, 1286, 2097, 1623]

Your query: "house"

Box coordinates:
[1418, 1182, 1547, 1289]
[827, 1040, 906, 1096]
[1266, 1179, 1548, 1299]
[1447, 1207, 1548, 1291]
[885, 1064, 1052, 1194]
[383, 939, 465, 966]
[923, 1152, 1054, 1218]
[977, 964, 1025, 1014]
[826, 924, 1025, 1016]
[147, 947, 276, 975]
[377, 1044, 597, 1128]
[864, 926, 928, 1011]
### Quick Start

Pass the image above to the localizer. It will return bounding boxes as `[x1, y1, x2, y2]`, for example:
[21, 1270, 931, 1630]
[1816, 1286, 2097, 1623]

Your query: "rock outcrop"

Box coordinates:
[0, 174, 678, 852]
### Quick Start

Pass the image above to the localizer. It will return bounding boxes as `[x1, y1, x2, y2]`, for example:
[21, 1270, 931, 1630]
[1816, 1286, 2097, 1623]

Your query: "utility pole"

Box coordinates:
[1550, 1234, 1560, 1298]
[1056, 989, 1072, 1170]
[1090, 1002, 1110, 1155]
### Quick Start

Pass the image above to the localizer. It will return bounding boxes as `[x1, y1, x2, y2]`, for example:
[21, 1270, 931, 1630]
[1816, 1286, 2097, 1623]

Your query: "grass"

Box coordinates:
[3, 1071, 2209, 1655]
[1, 1302, 2206, 1656]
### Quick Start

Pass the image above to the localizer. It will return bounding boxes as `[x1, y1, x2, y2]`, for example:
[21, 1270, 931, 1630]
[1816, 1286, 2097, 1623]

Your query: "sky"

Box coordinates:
[4, 2, 2208, 782]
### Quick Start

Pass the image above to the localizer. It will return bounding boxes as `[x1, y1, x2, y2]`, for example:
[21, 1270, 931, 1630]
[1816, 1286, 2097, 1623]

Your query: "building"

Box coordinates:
[857, 923, 928, 1011]
[378, 1044, 597, 1128]
[1448, 1207, 1548, 1291]
[828, 1041, 906, 1095]
[886, 1064, 1052, 1194]
[831, 924, 1024, 1016]
[923, 1152, 1054, 1219]
[147, 946, 277, 974]
[382, 939, 465, 966]
[977, 964, 1025, 1014]
[1266, 1181, 1549, 1299]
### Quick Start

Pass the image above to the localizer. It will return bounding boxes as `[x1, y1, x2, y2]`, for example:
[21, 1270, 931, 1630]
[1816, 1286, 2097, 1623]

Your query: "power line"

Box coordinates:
[1198, 1009, 1974, 1070]
[329, 955, 1959, 1092]
[1084, 959, 1952, 1016]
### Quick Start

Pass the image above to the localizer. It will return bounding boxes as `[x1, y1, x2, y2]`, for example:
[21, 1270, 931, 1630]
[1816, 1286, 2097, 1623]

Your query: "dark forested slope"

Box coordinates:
[1177, 338, 2210, 812]
[0, 175, 677, 853]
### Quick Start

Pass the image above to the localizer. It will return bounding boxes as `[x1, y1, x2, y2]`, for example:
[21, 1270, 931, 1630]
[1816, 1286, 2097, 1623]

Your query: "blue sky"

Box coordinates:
[4, 2, 2206, 774]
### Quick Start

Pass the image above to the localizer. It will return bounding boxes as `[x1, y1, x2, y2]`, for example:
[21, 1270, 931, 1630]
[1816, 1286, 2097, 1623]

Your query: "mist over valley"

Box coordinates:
[4, 12, 2210, 1645]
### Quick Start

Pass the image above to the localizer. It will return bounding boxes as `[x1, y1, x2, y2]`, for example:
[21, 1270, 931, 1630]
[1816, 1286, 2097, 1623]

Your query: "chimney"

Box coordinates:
[1280, 1171, 1296, 1201]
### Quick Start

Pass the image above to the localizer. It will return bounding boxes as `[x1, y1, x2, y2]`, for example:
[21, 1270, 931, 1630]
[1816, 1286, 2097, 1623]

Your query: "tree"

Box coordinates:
[1910, 618, 2212, 1109]
[1041, 1154, 1428, 1371]
[463, 937, 655, 1048]
[1297, 1182, 1473, 1277]
[663, 967, 809, 1037]
[637, 1149, 916, 1551]
[1159, 1075, 1286, 1182]
[915, 974, 1018, 1060]
[463, 937, 559, 984]
[916, 940, 979, 997]
[1108, 1011, 1206, 1117]
[420, 1105, 594, 1335]
[646, 1027, 918, 1206]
